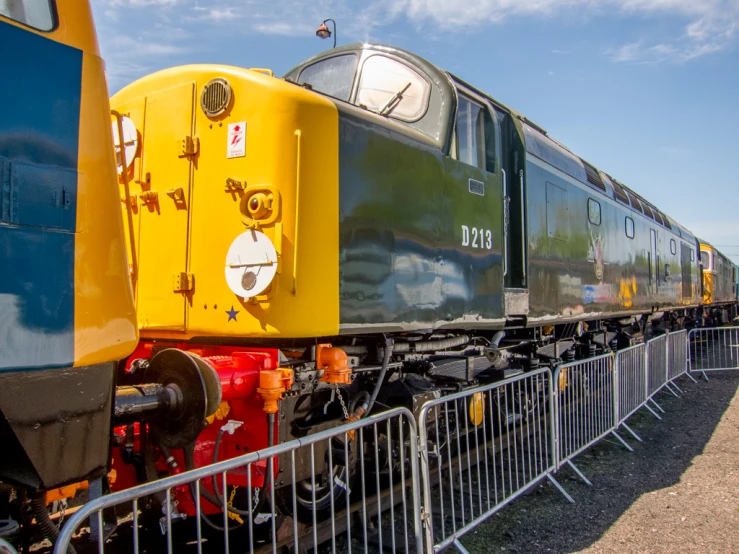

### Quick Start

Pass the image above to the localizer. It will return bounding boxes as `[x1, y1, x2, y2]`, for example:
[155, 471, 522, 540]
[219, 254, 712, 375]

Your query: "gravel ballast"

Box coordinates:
[460, 372, 739, 553]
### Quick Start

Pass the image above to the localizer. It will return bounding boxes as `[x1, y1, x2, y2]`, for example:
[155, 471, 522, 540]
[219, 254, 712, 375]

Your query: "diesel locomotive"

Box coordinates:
[2, 21, 738, 546]
[95, 43, 736, 528]
[0, 0, 138, 516]
[0, 2, 223, 549]
[699, 240, 738, 323]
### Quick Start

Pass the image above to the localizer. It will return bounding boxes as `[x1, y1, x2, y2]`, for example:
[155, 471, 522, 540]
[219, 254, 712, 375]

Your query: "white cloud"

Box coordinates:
[189, 6, 241, 21]
[108, 0, 177, 5]
[90, 0, 739, 89]
[388, 0, 739, 63]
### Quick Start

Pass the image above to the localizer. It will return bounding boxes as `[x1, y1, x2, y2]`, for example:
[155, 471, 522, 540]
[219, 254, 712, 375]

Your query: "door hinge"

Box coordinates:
[173, 272, 195, 292]
[179, 135, 200, 157]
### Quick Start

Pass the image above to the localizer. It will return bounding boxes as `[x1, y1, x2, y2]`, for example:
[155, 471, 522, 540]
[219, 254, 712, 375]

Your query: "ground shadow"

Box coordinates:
[460, 372, 739, 554]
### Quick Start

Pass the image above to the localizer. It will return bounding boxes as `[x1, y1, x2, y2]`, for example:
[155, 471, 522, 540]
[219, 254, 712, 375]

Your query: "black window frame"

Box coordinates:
[297, 53, 359, 103]
[0, 0, 57, 32]
[453, 91, 499, 173]
[355, 53, 432, 123]
[670, 239, 677, 255]
[587, 198, 601, 226]
[625, 216, 635, 239]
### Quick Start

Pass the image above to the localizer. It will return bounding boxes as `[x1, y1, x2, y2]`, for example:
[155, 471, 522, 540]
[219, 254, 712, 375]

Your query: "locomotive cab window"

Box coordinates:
[356, 55, 430, 122]
[0, 0, 54, 30]
[454, 94, 497, 172]
[670, 239, 677, 255]
[625, 217, 635, 239]
[298, 54, 358, 102]
[588, 199, 601, 226]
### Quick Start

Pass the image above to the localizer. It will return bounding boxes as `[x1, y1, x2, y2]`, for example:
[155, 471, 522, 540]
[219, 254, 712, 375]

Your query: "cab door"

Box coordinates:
[499, 112, 527, 292]
[650, 228, 658, 296]
[136, 83, 195, 330]
[447, 90, 506, 321]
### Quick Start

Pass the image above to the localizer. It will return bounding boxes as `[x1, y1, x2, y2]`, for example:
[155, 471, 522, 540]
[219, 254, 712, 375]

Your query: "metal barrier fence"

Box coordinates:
[552, 354, 632, 485]
[54, 408, 423, 554]
[418, 368, 572, 553]
[615, 344, 647, 425]
[646, 334, 668, 398]
[689, 327, 739, 379]
[54, 329, 707, 554]
[667, 331, 689, 383]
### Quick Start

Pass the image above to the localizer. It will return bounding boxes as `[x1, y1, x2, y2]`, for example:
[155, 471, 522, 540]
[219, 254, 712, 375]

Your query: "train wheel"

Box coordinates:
[283, 435, 357, 524]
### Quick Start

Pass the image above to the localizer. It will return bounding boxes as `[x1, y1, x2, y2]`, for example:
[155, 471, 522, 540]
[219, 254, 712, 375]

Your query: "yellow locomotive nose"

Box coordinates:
[111, 65, 340, 340]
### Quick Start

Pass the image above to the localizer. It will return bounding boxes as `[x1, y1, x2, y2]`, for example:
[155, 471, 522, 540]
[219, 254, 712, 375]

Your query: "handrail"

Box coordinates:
[111, 110, 138, 292]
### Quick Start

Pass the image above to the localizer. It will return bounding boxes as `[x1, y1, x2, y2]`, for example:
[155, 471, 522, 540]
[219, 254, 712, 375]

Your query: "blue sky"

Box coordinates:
[92, 0, 739, 262]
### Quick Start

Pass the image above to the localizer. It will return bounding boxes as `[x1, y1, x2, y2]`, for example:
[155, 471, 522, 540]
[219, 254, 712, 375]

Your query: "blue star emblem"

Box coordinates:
[226, 306, 239, 322]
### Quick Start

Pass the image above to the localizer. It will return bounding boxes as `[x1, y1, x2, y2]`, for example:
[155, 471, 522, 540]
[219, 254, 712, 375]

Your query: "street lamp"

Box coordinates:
[316, 18, 336, 49]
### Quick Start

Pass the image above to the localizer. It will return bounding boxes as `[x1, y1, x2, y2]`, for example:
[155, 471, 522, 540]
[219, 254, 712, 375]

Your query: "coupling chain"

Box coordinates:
[335, 383, 350, 420]
[58, 499, 67, 528]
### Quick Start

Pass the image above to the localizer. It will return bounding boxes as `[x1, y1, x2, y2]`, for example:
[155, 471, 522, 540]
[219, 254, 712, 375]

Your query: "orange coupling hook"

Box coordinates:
[316, 344, 352, 385]
[257, 368, 294, 414]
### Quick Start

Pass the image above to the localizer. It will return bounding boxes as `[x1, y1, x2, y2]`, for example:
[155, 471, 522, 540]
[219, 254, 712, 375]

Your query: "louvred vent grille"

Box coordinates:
[582, 161, 606, 191]
[610, 179, 630, 204]
[200, 78, 232, 117]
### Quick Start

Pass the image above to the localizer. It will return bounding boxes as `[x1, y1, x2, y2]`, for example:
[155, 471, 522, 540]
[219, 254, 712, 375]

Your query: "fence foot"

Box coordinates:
[701, 371, 709, 382]
[685, 372, 699, 384]
[644, 403, 663, 421]
[670, 381, 684, 394]
[567, 460, 593, 486]
[621, 423, 642, 443]
[664, 382, 680, 398]
[547, 473, 575, 504]
[610, 430, 634, 452]
[649, 398, 665, 413]
[453, 538, 471, 554]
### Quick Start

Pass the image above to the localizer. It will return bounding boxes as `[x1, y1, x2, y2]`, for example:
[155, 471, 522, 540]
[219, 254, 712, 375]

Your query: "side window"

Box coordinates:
[587, 199, 601, 226]
[670, 239, 677, 255]
[691, 250, 695, 262]
[455, 95, 486, 169]
[700, 251, 710, 270]
[298, 54, 358, 102]
[0, 0, 53, 30]
[356, 55, 430, 121]
[625, 217, 635, 239]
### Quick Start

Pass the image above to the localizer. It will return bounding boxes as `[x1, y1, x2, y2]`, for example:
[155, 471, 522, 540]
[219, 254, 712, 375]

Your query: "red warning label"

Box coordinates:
[227, 122, 246, 158]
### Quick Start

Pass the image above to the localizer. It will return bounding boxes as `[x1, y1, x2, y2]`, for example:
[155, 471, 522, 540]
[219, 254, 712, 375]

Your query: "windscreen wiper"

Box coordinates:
[378, 82, 412, 116]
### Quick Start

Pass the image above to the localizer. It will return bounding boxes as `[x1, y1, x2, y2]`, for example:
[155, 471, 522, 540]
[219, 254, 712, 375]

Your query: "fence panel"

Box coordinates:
[553, 354, 616, 469]
[615, 344, 647, 424]
[418, 368, 560, 553]
[689, 327, 739, 374]
[646, 335, 668, 397]
[55, 408, 423, 554]
[667, 330, 688, 382]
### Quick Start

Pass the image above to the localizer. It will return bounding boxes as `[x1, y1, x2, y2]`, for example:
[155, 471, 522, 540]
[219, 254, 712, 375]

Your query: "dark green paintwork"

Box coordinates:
[286, 43, 706, 332]
[336, 106, 504, 330]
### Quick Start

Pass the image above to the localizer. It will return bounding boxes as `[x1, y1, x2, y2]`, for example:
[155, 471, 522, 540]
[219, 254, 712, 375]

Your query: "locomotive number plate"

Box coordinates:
[461, 225, 493, 250]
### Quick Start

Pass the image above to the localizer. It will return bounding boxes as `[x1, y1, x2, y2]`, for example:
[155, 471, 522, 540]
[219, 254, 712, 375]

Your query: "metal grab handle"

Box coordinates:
[112, 110, 138, 291]
[520, 169, 526, 282]
[502, 168, 508, 277]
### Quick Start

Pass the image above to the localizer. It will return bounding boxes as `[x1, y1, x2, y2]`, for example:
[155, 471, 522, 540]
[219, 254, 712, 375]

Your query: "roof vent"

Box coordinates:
[609, 177, 630, 204]
[200, 78, 232, 118]
[581, 160, 606, 191]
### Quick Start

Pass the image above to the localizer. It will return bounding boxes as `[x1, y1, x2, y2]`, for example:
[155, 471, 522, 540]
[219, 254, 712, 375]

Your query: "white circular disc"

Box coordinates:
[225, 230, 278, 299]
[111, 116, 138, 174]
